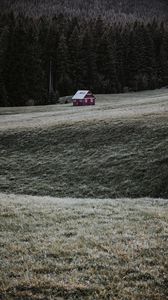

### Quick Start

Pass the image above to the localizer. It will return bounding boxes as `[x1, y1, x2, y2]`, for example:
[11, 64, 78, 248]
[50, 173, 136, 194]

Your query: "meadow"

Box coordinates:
[0, 89, 168, 198]
[0, 194, 168, 299]
[0, 89, 168, 299]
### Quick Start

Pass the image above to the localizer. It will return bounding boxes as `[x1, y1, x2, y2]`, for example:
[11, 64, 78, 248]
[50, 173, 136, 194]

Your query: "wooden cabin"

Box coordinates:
[72, 90, 96, 106]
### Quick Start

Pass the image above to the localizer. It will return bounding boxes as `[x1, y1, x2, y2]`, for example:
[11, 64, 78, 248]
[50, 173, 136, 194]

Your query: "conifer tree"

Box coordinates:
[159, 26, 168, 86]
[0, 27, 8, 106]
[4, 15, 29, 105]
[115, 26, 125, 92]
[68, 26, 81, 92]
[25, 22, 46, 104]
[105, 27, 118, 93]
[80, 29, 98, 92]
[56, 34, 71, 96]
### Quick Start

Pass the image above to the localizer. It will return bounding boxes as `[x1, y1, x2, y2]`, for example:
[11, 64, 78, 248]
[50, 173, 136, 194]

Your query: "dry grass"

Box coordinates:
[0, 193, 168, 299]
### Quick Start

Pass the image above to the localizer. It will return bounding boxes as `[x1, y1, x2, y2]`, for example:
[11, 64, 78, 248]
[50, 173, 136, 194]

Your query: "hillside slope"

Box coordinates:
[0, 89, 168, 199]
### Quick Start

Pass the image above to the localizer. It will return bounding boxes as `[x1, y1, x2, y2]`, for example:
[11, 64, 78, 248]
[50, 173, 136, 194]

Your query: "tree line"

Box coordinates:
[0, 12, 168, 106]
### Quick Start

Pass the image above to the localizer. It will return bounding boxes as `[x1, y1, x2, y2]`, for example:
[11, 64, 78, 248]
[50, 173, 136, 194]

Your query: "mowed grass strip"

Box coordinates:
[0, 115, 168, 198]
[0, 194, 168, 299]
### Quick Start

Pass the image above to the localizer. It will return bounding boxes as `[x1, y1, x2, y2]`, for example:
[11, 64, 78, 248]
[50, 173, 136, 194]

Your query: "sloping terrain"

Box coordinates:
[0, 89, 168, 198]
[0, 90, 168, 299]
[0, 193, 168, 299]
[0, 89, 168, 131]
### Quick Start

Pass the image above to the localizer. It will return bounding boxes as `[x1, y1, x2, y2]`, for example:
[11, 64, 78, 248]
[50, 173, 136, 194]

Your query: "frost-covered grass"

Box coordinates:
[0, 193, 168, 299]
[0, 88, 168, 131]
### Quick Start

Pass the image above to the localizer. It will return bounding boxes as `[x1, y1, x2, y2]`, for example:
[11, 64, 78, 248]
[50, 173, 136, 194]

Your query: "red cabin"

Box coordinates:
[72, 90, 96, 106]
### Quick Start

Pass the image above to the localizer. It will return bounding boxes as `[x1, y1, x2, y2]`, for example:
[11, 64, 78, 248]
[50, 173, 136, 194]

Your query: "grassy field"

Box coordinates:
[0, 89, 168, 299]
[0, 89, 168, 131]
[0, 194, 168, 299]
[0, 115, 168, 198]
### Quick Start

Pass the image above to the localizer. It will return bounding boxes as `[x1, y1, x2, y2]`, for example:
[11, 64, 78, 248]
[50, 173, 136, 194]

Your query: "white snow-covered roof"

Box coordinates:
[72, 90, 90, 100]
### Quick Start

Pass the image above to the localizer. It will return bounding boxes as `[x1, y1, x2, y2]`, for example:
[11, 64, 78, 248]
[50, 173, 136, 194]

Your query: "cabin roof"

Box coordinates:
[72, 90, 90, 100]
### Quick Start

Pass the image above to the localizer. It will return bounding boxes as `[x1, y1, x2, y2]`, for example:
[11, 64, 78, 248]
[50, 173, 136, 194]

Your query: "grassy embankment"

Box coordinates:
[0, 115, 168, 198]
[0, 90, 168, 299]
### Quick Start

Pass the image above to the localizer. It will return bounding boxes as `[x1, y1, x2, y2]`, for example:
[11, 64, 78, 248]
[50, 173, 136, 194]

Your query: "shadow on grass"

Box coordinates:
[0, 116, 168, 198]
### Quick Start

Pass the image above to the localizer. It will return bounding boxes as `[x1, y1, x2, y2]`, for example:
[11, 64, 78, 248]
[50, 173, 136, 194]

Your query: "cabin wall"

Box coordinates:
[73, 97, 95, 106]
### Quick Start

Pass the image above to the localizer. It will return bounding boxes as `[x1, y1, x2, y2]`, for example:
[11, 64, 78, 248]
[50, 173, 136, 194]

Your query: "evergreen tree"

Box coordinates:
[159, 25, 168, 86]
[0, 27, 8, 106]
[105, 27, 118, 93]
[115, 25, 125, 92]
[79, 29, 98, 92]
[4, 15, 30, 105]
[0, 74, 8, 106]
[56, 34, 71, 96]
[25, 22, 46, 104]
[68, 26, 81, 92]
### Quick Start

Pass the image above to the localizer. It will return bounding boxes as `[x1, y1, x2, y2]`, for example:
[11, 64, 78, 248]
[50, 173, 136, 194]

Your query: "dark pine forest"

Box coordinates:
[0, 0, 168, 106]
